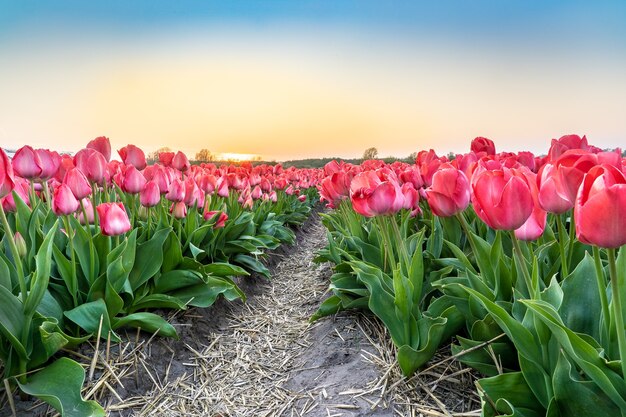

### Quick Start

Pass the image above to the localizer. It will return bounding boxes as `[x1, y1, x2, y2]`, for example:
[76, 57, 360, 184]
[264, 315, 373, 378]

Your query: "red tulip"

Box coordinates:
[97, 203, 131, 236]
[118, 145, 147, 170]
[350, 171, 404, 217]
[298, 194, 307, 202]
[425, 164, 470, 217]
[87, 136, 112, 161]
[52, 183, 80, 215]
[122, 166, 147, 194]
[204, 210, 228, 228]
[156, 152, 173, 167]
[140, 181, 160, 207]
[0, 148, 15, 198]
[470, 137, 496, 156]
[574, 164, 626, 248]
[471, 167, 533, 230]
[12, 145, 43, 179]
[171, 151, 190, 172]
[64, 168, 92, 199]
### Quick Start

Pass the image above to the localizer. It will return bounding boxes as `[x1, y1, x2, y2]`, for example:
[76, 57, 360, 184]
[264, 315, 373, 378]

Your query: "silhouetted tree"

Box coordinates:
[195, 148, 215, 162]
[362, 147, 378, 160]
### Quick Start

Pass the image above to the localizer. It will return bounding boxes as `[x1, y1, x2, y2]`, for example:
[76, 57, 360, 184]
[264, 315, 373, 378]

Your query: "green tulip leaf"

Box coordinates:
[24, 221, 58, 316]
[17, 357, 105, 417]
[112, 312, 178, 339]
[129, 227, 170, 290]
[477, 372, 544, 417]
[0, 285, 28, 359]
[64, 298, 119, 342]
[169, 276, 245, 307]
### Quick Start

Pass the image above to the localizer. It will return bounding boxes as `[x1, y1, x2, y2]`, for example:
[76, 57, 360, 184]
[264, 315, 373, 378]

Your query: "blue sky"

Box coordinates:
[1, 1, 625, 160]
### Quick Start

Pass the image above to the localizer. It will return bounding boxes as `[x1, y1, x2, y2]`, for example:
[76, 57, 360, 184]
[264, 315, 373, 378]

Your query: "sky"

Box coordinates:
[1, 1, 625, 161]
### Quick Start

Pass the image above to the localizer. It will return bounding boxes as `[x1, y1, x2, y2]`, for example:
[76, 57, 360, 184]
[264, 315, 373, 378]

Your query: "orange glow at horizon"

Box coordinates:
[218, 152, 260, 162]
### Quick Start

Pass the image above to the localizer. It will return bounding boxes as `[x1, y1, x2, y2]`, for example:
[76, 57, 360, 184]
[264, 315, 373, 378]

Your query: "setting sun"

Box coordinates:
[218, 152, 260, 162]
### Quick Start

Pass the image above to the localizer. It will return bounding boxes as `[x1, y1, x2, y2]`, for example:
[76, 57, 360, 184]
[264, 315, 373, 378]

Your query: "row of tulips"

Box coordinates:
[0, 137, 320, 416]
[315, 134, 626, 416]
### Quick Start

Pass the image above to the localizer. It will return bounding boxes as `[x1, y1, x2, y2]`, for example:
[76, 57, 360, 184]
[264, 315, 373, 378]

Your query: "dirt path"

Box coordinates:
[1, 212, 479, 417]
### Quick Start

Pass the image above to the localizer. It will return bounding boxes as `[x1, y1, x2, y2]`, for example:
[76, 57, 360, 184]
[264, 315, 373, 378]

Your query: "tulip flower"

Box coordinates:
[76, 198, 95, 225]
[12, 145, 43, 180]
[170, 201, 187, 219]
[52, 183, 80, 215]
[122, 166, 147, 194]
[87, 136, 112, 161]
[118, 145, 147, 170]
[424, 164, 470, 217]
[513, 170, 546, 241]
[0, 148, 15, 198]
[198, 174, 217, 195]
[96, 203, 131, 236]
[140, 181, 161, 207]
[64, 168, 92, 200]
[159, 152, 175, 167]
[204, 210, 228, 228]
[165, 178, 185, 202]
[298, 195, 307, 202]
[575, 164, 626, 248]
[36, 149, 61, 181]
[1, 177, 29, 212]
[216, 177, 230, 198]
[251, 185, 263, 200]
[172, 151, 190, 172]
[548, 134, 588, 161]
[74, 148, 107, 184]
[471, 167, 533, 230]
[350, 171, 404, 217]
[470, 137, 496, 156]
[318, 171, 351, 208]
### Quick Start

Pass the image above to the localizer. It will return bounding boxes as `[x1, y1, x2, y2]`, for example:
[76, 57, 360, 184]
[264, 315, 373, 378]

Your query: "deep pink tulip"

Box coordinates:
[172, 151, 190, 172]
[64, 168, 92, 200]
[574, 164, 626, 248]
[0, 148, 15, 198]
[198, 174, 217, 195]
[74, 148, 107, 184]
[268, 190, 277, 202]
[12, 145, 43, 180]
[471, 167, 533, 230]
[165, 178, 185, 202]
[537, 163, 573, 214]
[298, 195, 307, 202]
[36, 149, 61, 181]
[204, 210, 228, 228]
[159, 152, 175, 167]
[425, 164, 470, 217]
[251, 185, 263, 200]
[122, 166, 147, 194]
[52, 183, 80, 215]
[350, 171, 404, 217]
[400, 183, 420, 212]
[97, 203, 131, 236]
[470, 137, 496, 156]
[318, 171, 351, 208]
[514, 169, 546, 241]
[1, 177, 29, 211]
[140, 181, 161, 207]
[54, 154, 75, 182]
[87, 136, 112, 161]
[548, 134, 588, 161]
[118, 145, 147, 170]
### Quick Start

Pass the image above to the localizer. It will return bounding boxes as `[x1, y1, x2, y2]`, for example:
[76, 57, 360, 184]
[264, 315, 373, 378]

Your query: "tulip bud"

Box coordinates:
[14, 232, 27, 258]
[170, 201, 187, 219]
[96, 203, 131, 236]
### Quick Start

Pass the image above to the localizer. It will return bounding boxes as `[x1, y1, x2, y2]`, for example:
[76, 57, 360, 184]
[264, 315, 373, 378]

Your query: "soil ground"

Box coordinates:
[0, 211, 479, 417]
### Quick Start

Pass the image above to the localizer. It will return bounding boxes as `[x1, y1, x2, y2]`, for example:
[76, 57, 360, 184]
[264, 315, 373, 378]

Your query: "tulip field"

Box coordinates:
[1, 134, 626, 416]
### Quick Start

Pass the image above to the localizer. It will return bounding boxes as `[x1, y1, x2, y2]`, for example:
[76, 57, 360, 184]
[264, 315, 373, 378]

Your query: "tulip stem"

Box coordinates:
[511, 232, 535, 299]
[607, 248, 626, 379]
[63, 216, 79, 307]
[556, 214, 569, 279]
[593, 246, 611, 350]
[390, 215, 411, 276]
[455, 212, 479, 274]
[0, 206, 26, 302]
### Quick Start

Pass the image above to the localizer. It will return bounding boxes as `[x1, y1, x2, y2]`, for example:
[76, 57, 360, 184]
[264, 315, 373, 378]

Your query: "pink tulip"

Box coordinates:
[12, 145, 43, 179]
[350, 171, 404, 217]
[216, 177, 230, 198]
[514, 170, 546, 241]
[318, 171, 351, 208]
[198, 174, 217, 195]
[74, 148, 107, 184]
[36, 149, 61, 180]
[471, 167, 533, 230]
[170, 201, 187, 219]
[298, 195, 307, 202]
[204, 210, 228, 228]
[1, 177, 29, 211]
[548, 134, 588, 161]
[537, 163, 573, 214]
[76, 198, 95, 225]
[425, 164, 470, 217]
[97, 203, 131, 236]
[122, 166, 147, 194]
[165, 178, 185, 202]
[251, 185, 263, 200]
[470, 137, 496, 156]
[0, 148, 15, 198]
[172, 151, 190, 172]
[140, 181, 161, 207]
[87, 136, 112, 161]
[268, 190, 277, 202]
[574, 164, 626, 248]
[118, 145, 147, 170]
[64, 168, 92, 200]
[52, 183, 80, 215]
